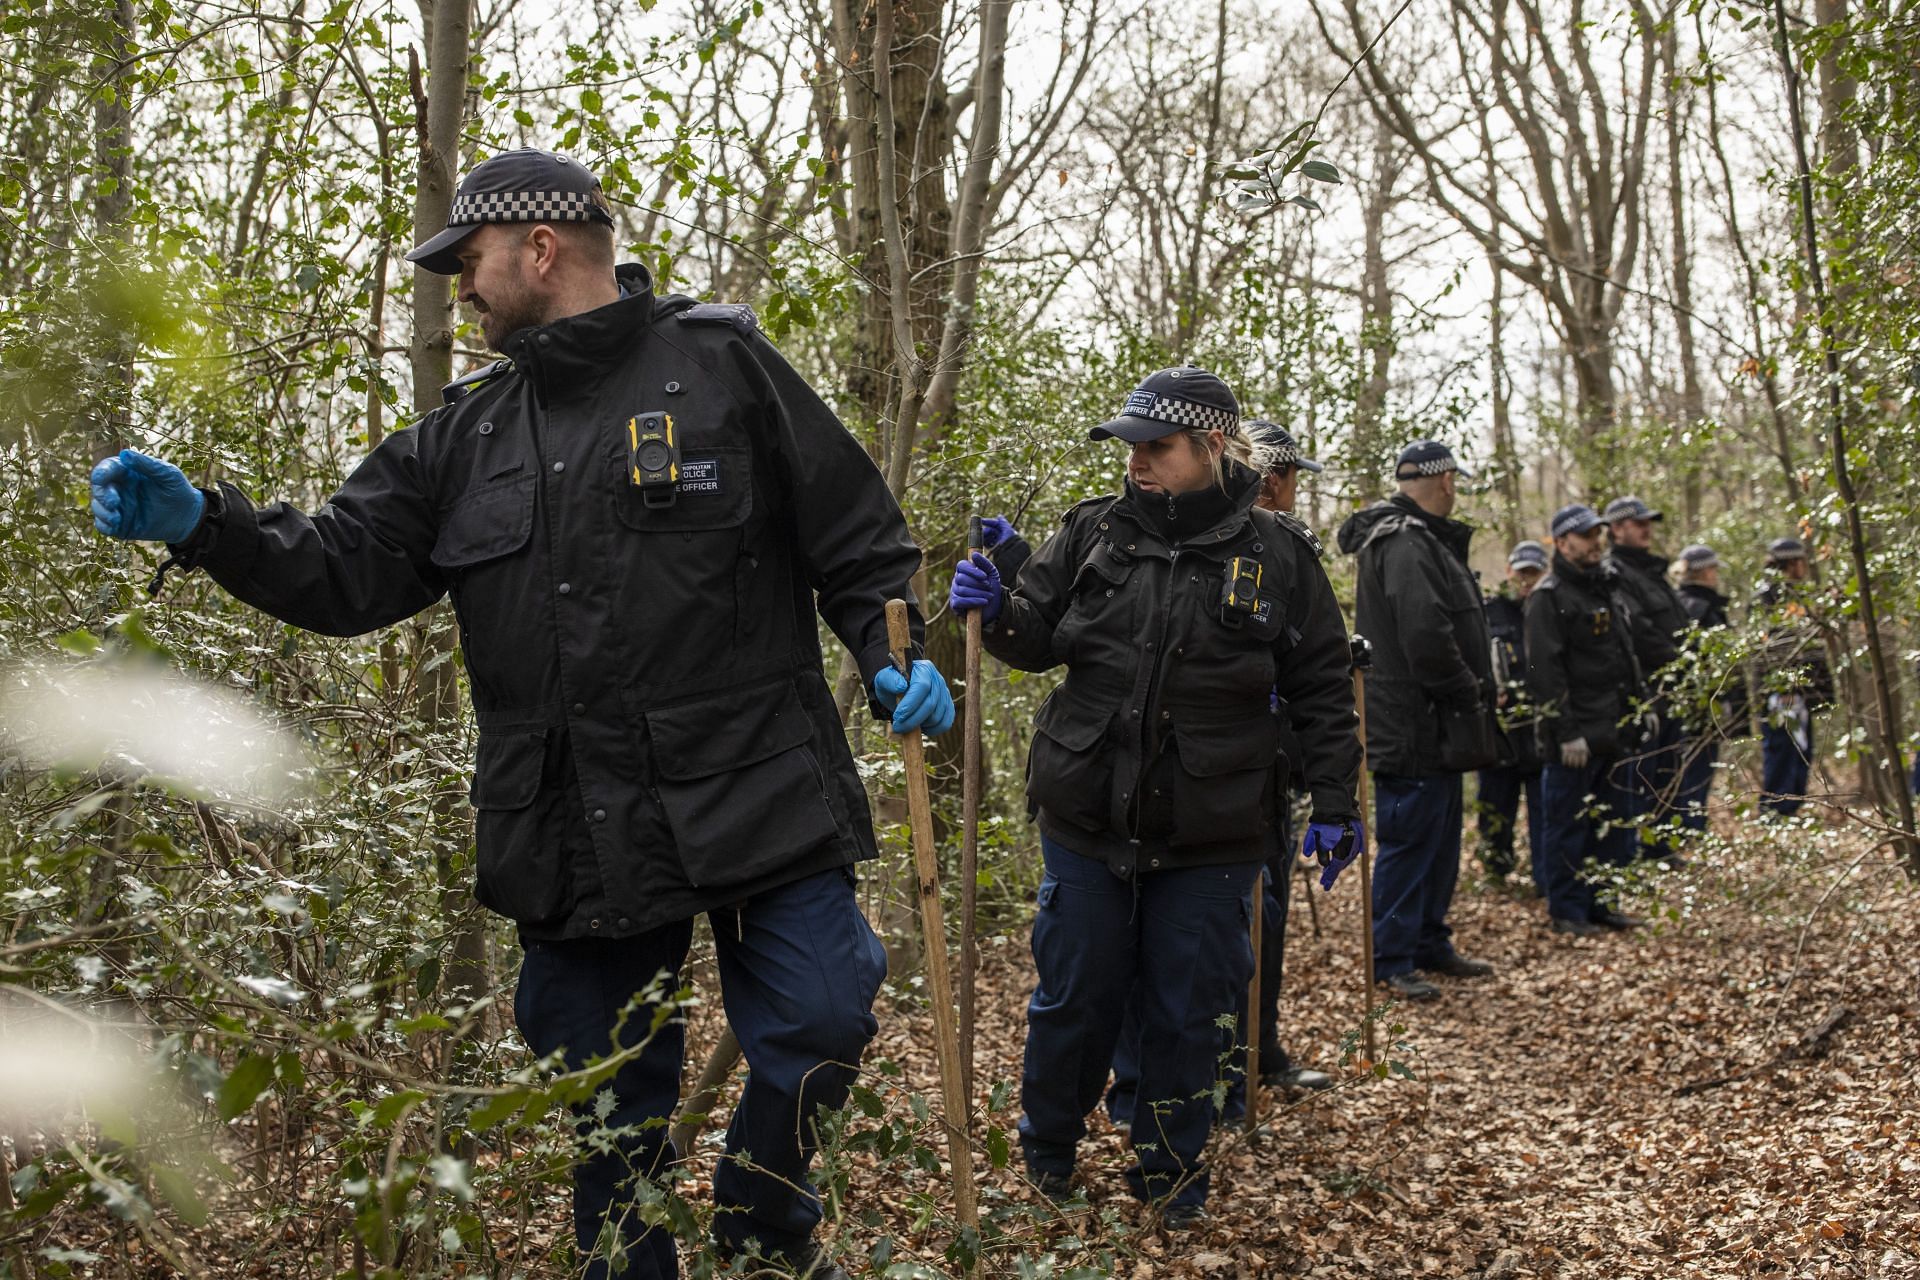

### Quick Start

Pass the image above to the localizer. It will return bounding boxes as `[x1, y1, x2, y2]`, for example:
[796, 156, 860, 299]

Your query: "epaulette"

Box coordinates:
[1360, 510, 1421, 550]
[442, 359, 512, 405]
[1536, 573, 1560, 591]
[1268, 508, 1324, 558]
[677, 302, 759, 333]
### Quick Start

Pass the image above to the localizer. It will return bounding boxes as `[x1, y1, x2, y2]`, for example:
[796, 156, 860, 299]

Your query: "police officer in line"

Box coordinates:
[1106, 419, 1340, 1129]
[90, 149, 953, 1280]
[1524, 505, 1647, 937]
[948, 369, 1362, 1225]
[1673, 544, 1737, 834]
[1475, 539, 1548, 886]
[1600, 496, 1692, 858]
[1753, 537, 1829, 817]
[1335, 440, 1498, 1003]
[1232, 420, 1337, 1094]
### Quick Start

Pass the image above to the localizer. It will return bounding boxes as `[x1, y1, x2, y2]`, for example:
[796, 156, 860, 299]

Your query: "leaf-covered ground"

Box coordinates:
[671, 820, 1920, 1278]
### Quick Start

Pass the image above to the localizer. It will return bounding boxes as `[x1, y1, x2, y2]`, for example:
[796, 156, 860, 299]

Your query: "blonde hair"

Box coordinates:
[1185, 427, 1233, 489]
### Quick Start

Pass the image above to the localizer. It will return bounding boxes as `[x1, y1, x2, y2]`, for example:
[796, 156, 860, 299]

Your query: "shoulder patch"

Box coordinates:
[677, 302, 759, 333]
[441, 359, 512, 405]
[1268, 509, 1324, 558]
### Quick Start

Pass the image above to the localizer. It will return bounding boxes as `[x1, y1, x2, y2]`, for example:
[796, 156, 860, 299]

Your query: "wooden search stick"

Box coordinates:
[959, 517, 985, 1102]
[1351, 634, 1378, 1064]
[886, 599, 981, 1240]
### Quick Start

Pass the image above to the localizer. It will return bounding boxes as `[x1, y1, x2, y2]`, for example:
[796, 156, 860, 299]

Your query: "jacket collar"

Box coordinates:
[1609, 543, 1670, 577]
[1552, 550, 1611, 590]
[1112, 458, 1262, 552]
[1387, 492, 1475, 562]
[500, 263, 658, 398]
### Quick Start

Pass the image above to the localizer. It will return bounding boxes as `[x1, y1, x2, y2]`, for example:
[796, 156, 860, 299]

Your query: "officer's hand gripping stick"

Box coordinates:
[886, 598, 981, 1252]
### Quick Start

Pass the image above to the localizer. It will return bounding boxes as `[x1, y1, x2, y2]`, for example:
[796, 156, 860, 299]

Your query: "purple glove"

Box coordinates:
[1301, 817, 1365, 892]
[980, 516, 1018, 549]
[949, 552, 1003, 624]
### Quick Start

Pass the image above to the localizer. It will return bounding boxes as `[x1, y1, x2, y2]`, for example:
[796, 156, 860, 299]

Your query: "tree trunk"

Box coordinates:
[1355, 123, 1395, 480]
[409, 0, 488, 1011]
[1664, 23, 1706, 528]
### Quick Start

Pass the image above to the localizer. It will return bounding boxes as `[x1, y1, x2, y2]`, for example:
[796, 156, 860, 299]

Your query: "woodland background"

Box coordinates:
[1, 0, 1917, 1276]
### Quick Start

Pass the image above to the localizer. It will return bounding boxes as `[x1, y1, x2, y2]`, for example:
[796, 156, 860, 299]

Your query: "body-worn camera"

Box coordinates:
[1219, 555, 1263, 628]
[627, 412, 679, 508]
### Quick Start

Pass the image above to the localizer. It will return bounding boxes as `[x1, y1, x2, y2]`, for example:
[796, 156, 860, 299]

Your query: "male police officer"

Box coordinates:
[1526, 505, 1646, 936]
[1674, 544, 1736, 834]
[1601, 496, 1690, 857]
[89, 149, 952, 1280]
[1336, 441, 1498, 1001]
[1476, 540, 1547, 885]
[1753, 537, 1829, 816]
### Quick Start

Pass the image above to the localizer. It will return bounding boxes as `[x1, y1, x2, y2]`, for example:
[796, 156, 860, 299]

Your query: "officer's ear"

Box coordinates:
[522, 224, 562, 278]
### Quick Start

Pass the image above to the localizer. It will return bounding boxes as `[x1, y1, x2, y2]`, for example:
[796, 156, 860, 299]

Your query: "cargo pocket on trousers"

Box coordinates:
[1167, 714, 1279, 848]
[470, 729, 570, 926]
[643, 681, 840, 890]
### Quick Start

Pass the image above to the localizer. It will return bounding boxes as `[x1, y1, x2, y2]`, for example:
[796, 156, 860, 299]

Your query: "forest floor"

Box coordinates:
[28, 817, 1919, 1279]
[672, 816, 1920, 1280]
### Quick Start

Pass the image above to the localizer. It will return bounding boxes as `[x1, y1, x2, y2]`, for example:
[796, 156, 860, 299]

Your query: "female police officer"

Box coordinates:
[948, 368, 1362, 1224]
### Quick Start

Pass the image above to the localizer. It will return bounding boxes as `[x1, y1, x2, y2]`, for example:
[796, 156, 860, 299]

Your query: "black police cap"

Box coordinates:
[406, 149, 615, 276]
[1090, 367, 1241, 443]
[1245, 419, 1324, 473]
[1394, 439, 1473, 480]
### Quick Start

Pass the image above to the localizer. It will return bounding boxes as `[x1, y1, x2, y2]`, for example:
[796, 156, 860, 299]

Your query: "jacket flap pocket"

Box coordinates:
[645, 679, 813, 780]
[470, 728, 546, 810]
[613, 444, 754, 534]
[1171, 713, 1279, 777]
[432, 473, 536, 570]
[1070, 540, 1135, 592]
[1034, 686, 1111, 751]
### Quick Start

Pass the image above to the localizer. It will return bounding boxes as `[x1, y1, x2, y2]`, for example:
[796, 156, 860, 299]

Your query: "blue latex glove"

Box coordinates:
[90, 449, 205, 543]
[872, 659, 956, 736]
[979, 516, 1018, 550]
[1301, 817, 1365, 892]
[949, 552, 1003, 624]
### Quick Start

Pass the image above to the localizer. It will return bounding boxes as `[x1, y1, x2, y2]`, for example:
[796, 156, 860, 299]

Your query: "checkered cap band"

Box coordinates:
[1122, 389, 1240, 435]
[1395, 455, 1458, 479]
[449, 190, 609, 226]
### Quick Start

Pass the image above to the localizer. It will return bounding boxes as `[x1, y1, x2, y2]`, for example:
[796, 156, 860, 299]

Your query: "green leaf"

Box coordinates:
[149, 1165, 209, 1228]
[216, 1053, 276, 1120]
[369, 1088, 426, 1129]
[1300, 159, 1342, 183]
[54, 629, 100, 655]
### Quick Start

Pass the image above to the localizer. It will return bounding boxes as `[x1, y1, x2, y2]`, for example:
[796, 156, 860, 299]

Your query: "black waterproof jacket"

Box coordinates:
[1484, 592, 1542, 771]
[167, 264, 924, 939]
[1608, 545, 1688, 676]
[1334, 496, 1494, 777]
[1677, 583, 1730, 629]
[983, 462, 1360, 875]
[1523, 553, 1644, 759]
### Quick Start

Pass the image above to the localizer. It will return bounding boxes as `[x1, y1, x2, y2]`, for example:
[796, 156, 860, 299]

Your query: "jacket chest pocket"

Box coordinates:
[609, 440, 754, 534]
[431, 473, 538, 680]
[1053, 541, 1139, 661]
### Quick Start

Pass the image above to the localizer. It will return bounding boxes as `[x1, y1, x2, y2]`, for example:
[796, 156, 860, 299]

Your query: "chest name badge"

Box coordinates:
[675, 457, 722, 495]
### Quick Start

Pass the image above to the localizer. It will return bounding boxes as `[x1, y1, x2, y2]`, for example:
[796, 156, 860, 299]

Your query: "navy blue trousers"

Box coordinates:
[1110, 819, 1294, 1125]
[514, 867, 886, 1279]
[1534, 760, 1636, 924]
[1762, 721, 1813, 817]
[1674, 737, 1719, 834]
[1474, 765, 1542, 881]
[1020, 836, 1258, 1208]
[1370, 773, 1465, 978]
